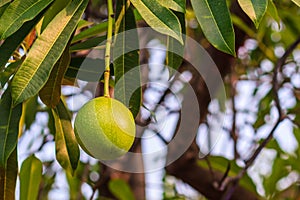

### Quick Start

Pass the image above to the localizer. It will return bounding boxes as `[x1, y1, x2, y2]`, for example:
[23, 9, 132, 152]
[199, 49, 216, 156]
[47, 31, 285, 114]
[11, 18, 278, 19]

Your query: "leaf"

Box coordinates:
[70, 35, 106, 52]
[77, 19, 94, 30]
[159, 0, 185, 12]
[266, 0, 280, 28]
[0, 0, 54, 39]
[24, 95, 38, 130]
[11, 0, 88, 105]
[0, 0, 10, 8]
[39, 45, 71, 108]
[20, 155, 43, 200]
[263, 157, 288, 197]
[166, 11, 185, 75]
[238, 0, 268, 28]
[114, 2, 141, 118]
[191, 0, 236, 55]
[0, 11, 45, 71]
[291, 0, 300, 7]
[108, 179, 135, 200]
[0, 3, 9, 18]
[0, 59, 23, 88]
[65, 57, 105, 81]
[41, 0, 71, 32]
[0, 147, 18, 200]
[130, 0, 183, 44]
[0, 87, 22, 168]
[72, 21, 109, 43]
[66, 161, 85, 199]
[52, 99, 79, 174]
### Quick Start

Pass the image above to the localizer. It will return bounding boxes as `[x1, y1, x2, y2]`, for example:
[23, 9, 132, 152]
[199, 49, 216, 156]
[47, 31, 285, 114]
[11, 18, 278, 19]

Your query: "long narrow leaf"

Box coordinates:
[191, 0, 236, 55]
[130, 0, 183, 44]
[39, 46, 71, 108]
[70, 35, 106, 52]
[72, 21, 109, 43]
[109, 179, 135, 200]
[292, 0, 300, 7]
[52, 100, 79, 174]
[65, 57, 105, 81]
[166, 11, 185, 75]
[159, 0, 185, 12]
[0, 0, 10, 8]
[20, 155, 43, 200]
[41, 0, 71, 32]
[0, 59, 23, 88]
[114, 2, 141, 118]
[0, 87, 22, 168]
[0, 11, 45, 71]
[0, 147, 18, 200]
[11, 0, 88, 105]
[238, 0, 268, 28]
[0, 0, 54, 39]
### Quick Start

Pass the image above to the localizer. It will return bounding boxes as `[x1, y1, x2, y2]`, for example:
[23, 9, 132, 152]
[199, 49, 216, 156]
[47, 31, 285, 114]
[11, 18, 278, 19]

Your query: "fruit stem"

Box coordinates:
[104, 0, 114, 98]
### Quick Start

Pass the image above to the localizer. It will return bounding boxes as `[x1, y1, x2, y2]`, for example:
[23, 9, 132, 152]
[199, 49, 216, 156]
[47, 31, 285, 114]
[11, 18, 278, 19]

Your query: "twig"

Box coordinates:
[222, 36, 300, 200]
[230, 67, 240, 159]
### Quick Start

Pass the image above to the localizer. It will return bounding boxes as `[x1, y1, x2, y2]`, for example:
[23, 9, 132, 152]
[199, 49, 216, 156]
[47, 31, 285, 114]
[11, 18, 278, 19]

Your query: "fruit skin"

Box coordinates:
[74, 97, 135, 160]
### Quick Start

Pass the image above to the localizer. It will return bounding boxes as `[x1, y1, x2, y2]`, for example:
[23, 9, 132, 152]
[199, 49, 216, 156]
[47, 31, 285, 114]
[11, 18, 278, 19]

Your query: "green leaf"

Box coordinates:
[159, 0, 185, 12]
[263, 157, 288, 197]
[238, 0, 268, 28]
[114, 3, 141, 118]
[191, 0, 236, 55]
[39, 46, 71, 108]
[66, 161, 85, 199]
[291, 0, 300, 7]
[266, 0, 280, 28]
[0, 59, 23, 88]
[0, 11, 45, 71]
[108, 179, 135, 200]
[0, 87, 22, 168]
[11, 0, 88, 105]
[130, 0, 183, 44]
[0, 147, 18, 200]
[52, 99, 79, 174]
[41, 0, 71, 32]
[72, 21, 109, 43]
[24, 95, 38, 130]
[77, 19, 94, 30]
[70, 35, 106, 52]
[65, 57, 105, 81]
[0, 0, 10, 8]
[20, 155, 43, 200]
[166, 11, 185, 75]
[0, 0, 54, 39]
[0, 3, 9, 18]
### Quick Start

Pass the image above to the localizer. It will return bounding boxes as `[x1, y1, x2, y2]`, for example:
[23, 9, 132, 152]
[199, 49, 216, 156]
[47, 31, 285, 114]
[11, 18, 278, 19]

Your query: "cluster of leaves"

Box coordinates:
[0, 0, 300, 199]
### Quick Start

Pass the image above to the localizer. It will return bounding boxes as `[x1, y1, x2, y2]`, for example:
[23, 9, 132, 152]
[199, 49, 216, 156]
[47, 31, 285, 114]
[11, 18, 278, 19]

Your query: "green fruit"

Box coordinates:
[74, 97, 135, 160]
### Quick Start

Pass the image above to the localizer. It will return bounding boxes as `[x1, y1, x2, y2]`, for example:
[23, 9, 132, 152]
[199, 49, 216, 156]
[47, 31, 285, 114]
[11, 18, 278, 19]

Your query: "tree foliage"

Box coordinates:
[0, 0, 300, 199]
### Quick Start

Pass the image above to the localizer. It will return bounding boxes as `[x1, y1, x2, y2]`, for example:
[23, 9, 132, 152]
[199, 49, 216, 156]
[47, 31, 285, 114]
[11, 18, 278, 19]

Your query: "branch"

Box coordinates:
[223, 36, 300, 200]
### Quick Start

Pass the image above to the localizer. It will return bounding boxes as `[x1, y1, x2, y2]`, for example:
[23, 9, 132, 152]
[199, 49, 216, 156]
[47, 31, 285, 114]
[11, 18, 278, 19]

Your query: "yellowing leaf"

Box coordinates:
[11, 0, 88, 105]
[238, 0, 268, 28]
[39, 46, 71, 108]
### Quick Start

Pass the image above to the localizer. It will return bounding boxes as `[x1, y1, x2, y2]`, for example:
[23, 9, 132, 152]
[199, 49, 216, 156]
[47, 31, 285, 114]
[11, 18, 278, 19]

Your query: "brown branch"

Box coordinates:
[222, 36, 300, 200]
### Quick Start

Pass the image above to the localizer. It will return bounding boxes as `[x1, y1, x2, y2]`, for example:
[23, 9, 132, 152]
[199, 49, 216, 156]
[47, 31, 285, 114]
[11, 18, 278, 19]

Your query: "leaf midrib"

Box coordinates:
[1, 0, 48, 37]
[204, 0, 232, 53]
[14, 1, 83, 104]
